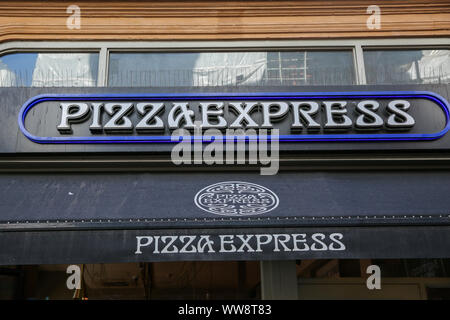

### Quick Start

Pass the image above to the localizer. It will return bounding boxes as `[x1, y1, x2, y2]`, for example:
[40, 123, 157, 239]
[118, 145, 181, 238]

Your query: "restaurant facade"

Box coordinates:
[0, 0, 450, 300]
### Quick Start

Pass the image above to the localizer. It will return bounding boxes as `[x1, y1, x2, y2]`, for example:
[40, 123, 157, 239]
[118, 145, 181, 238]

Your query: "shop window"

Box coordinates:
[370, 259, 450, 278]
[265, 51, 355, 86]
[108, 50, 355, 87]
[363, 49, 450, 84]
[0, 53, 99, 87]
[426, 288, 450, 300]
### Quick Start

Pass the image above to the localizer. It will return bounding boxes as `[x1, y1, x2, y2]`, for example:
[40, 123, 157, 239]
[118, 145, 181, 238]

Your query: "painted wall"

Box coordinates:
[0, 1, 448, 41]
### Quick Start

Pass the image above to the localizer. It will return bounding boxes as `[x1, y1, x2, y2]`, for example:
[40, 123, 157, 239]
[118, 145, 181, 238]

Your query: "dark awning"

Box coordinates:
[0, 170, 449, 264]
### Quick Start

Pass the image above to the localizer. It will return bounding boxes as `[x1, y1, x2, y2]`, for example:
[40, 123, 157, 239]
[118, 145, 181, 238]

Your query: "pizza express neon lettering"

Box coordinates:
[18, 91, 450, 143]
[56, 99, 416, 134]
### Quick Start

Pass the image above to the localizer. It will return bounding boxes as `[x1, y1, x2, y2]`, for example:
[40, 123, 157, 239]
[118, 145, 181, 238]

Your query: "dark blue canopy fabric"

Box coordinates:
[0, 170, 449, 264]
[0, 170, 449, 227]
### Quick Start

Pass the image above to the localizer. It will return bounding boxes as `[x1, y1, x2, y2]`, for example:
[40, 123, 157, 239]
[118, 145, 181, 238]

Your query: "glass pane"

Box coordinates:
[0, 53, 99, 87]
[364, 49, 450, 84]
[108, 51, 355, 87]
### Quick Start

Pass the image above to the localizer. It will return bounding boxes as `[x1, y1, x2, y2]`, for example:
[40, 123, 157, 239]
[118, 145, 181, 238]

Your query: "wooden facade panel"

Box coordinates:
[0, 1, 448, 41]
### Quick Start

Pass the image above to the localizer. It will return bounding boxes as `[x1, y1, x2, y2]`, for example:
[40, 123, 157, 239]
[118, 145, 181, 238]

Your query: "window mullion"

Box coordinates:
[97, 46, 108, 87]
[354, 44, 367, 85]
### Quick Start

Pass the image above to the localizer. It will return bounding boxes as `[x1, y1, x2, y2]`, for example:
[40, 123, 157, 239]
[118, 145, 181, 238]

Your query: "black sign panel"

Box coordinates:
[19, 91, 448, 143]
[0, 84, 449, 154]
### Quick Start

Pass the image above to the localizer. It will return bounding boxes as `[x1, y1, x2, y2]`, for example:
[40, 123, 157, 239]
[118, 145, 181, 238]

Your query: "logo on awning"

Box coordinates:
[194, 181, 279, 216]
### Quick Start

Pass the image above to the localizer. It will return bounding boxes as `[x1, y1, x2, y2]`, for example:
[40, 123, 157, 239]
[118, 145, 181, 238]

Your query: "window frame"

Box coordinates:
[0, 38, 448, 87]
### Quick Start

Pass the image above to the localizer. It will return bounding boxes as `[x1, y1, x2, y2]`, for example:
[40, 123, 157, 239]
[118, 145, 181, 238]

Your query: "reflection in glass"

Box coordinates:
[0, 53, 99, 87]
[108, 51, 355, 87]
[364, 49, 450, 84]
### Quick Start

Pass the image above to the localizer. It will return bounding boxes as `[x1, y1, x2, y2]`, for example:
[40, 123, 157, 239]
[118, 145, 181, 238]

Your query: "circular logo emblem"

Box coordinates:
[194, 181, 279, 216]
